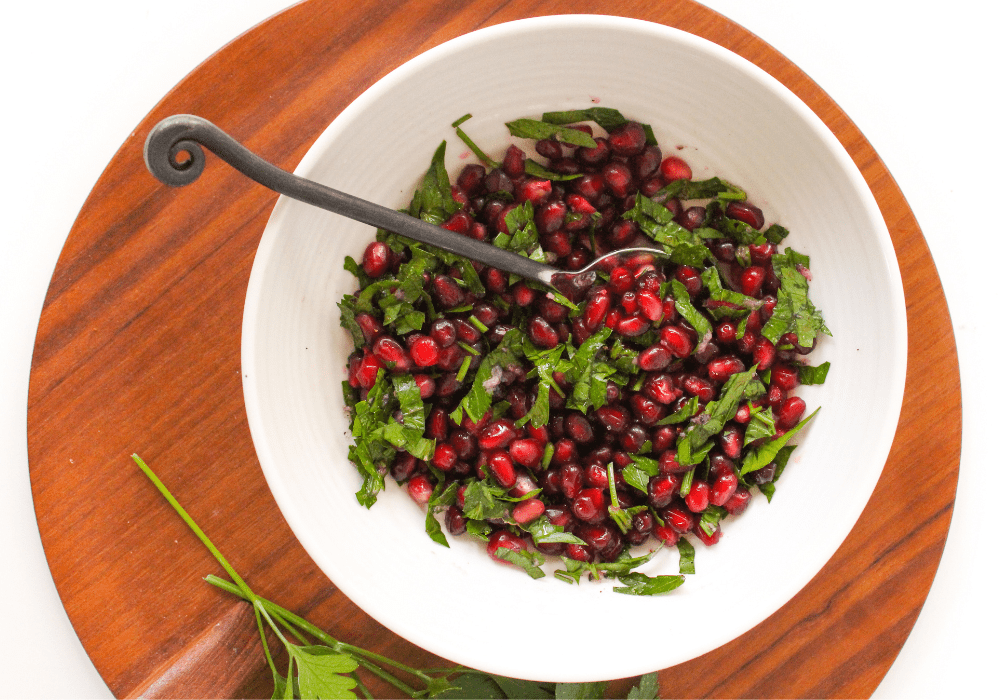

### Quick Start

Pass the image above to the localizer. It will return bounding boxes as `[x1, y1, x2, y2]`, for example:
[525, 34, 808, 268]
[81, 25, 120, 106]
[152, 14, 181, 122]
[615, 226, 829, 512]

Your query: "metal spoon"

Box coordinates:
[143, 115, 666, 290]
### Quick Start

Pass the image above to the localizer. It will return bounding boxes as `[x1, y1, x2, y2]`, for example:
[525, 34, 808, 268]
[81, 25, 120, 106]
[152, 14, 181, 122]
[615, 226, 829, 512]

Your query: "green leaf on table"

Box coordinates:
[435, 673, 506, 699]
[493, 546, 546, 579]
[493, 676, 557, 699]
[288, 646, 358, 700]
[626, 673, 660, 700]
[555, 681, 608, 700]
[797, 361, 831, 385]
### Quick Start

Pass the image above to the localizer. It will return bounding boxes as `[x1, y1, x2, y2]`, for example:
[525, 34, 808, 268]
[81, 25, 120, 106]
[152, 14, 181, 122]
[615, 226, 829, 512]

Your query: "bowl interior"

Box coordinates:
[242, 15, 906, 682]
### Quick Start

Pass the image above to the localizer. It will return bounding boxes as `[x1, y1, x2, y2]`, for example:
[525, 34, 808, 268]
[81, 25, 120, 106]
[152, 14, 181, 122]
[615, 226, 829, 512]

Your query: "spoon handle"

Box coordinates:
[143, 115, 558, 285]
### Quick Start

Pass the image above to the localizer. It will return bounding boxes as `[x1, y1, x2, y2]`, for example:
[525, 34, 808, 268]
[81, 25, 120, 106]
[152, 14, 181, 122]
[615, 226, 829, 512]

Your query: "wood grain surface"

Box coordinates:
[27, 0, 961, 697]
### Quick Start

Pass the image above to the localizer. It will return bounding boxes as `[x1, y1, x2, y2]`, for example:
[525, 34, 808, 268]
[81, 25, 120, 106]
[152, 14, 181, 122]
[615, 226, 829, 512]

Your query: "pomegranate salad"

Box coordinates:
[339, 108, 831, 593]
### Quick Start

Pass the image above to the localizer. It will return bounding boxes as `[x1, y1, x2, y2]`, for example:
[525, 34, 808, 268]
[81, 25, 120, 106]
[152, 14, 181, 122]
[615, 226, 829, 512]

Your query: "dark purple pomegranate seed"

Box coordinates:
[435, 344, 464, 372]
[577, 137, 611, 166]
[595, 406, 630, 433]
[660, 155, 692, 182]
[630, 144, 662, 180]
[432, 275, 465, 308]
[361, 241, 390, 277]
[602, 161, 634, 198]
[560, 462, 584, 499]
[543, 230, 573, 258]
[726, 200, 766, 229]
[445, 505, 467, 535]
[652, 425, 677, 453]
[390, 452, 418, 481]
[457, 164, 486, 195]
[630, 394, 666, 425]
[429, 318, 457, 348]
[453, 318, 481, 344]
[536, 138, 562, 160]
[502, 144, 526, 178]
[724, 486, 752, 515]
[484, 168, 514, 195]
[608, 219, 639, 247]
[565, 413, 595, 444]
[678, 206, 707, 231]
[607, 121, 646, 156]
[619, 423, 649, 453]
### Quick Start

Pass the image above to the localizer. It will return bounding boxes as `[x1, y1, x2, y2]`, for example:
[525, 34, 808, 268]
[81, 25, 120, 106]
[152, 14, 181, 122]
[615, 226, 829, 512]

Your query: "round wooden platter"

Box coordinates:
[27, 0, 961, 697]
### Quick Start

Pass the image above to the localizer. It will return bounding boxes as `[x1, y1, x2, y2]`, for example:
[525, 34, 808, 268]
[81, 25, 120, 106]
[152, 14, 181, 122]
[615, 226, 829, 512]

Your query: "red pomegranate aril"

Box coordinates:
[572, 488, 606, 524]
[715, 320, 738, 345]
[584, 462, 609, 490]
[509, 438, 544, 469]
[616, 314, 650, 337]
[609, 266, 634, 294]
[511, 497, 546, 525]
[595, 406, 630, 433]
[577, 523, 613, 551]
[602, 161, 634, 198]
[683, 375, 716, 403]
[630, 144, 662, 180]
[776, 396, 807, 429]
[485, 450, 517, 489]
[740, 266, 767, 297]
[734, 403, 752, 424]
[607, 121, 647, 156]
[412, 374, 436, 400]
[631, 394, 666, 425]
[653, 425, 677, 453]
[678, 206, 707, 231]
[663, 503, 695, 533]
[619, 423, 649, 453]
[429, 318, 457, 348]
[577, 137, 610, 166]
[441, 210, 473, 235]
[487, 530, 528, 564]
[710, 471, 739, 507]
[354, 312, 384, 345]
[361, 241, 390, 278]
[693, 520, 722, 546]
[771, 363, 800, 391]
[749, 241, 777, 265]
[432, 274, 465, 308]
[355, 352, 383, 390]
[511, 281, 536, 308]
[583, 290, 611, 331]
[604, 307, 623, 330]
[565, 543, 596, 563]
[536, 200, 567, 234]
[552, 438, 577, 466]
[457, 163, 486, 195]
[648, 474, 680, 508]
[753, 337, 776, 370]
[707, 355, 746, 382]
[737, 329, 757, 355]
[484, 168, 514, 195]
[653, 522, 680, 546]
[637, 345, 671, 371]
[527, 316, 560, 349]
[407, 474, 433, 506]
[660, 325, 694, 358]
[432, 443, 458, 471]
[660, 155, 692, 182]
[719, 425, 742, 459]
[502, 144, 526, 178]
[726, 200, 766, 230]
[565, 413, 595, 444]
[724, 486, 753, 516]
[637, 290, 664, 322]
[675, 265, 702, 295]
[408, 335, 441, 367]
[658, 450, 685, 474]
[479, 419, 517, 451]
[535, 138, 562, 160]
[372, 336, 412, 371]
[560, 462, 584, 499]
[643, 372, 681, 405]
[543, 230, 573, 258]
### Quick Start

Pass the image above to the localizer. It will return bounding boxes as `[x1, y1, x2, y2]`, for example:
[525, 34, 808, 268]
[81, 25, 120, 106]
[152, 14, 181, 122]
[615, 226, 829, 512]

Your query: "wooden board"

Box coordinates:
[27, 0, 961, 697]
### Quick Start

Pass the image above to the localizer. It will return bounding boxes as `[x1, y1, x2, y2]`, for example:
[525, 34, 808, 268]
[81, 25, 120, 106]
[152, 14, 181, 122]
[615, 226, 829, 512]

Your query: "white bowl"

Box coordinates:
[241, 15, 906, 682]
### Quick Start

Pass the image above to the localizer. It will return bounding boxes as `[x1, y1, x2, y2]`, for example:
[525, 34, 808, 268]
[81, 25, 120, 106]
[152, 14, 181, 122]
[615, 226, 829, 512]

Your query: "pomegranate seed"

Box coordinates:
[616, 315, 650, 337]
[660, 155, 692, 182]
[572, 173, 605, 201]
[675, 265, 702, 295]
[584, 462, 610, 490]
[604, 307, 623, 330]
[710, 471, 739, 506]
[527, 316, 560, 349]
[660, 325, 694, 358]
[724, 486, 752, 515]
[441, 210, 473, 235]
[552, 438, 577, 466]
[608, 219, 639, 247]
[719, 425, 742, 459]
[408, 335, 441, 367]
[682, 375, 715, 403]
[663, 503, 695, 533]
[602, 161, 634, 198]
[572, 488, 606, 523]
[595, 406, 630, 433]
[609, 266, 634, 294]
[406, 474, 433, 506]
[413, 374, 435, 399]
[619, 423, 649, 453]
[750, 241, 776, 264]
[693, 519, 722, 546]
[741, 266, 766, 297]
[565, 543, 596, 562]
[771, 363, 800, 391]
[484, 169, 514, 195]
[753, 337, 776, 370]
[637, 290, 664, 322]
[565, 414, 595, 444]
[372, 336, 412, 371]
[715, 320, 737, 345]
[776, 396, 807, 429]
[354, 312, 384, 344]
[643, 373, 681, 404]
[630, 394, 666, 425]
[390, 453, 418, 481]
[678, 206, 706, 231]
[502, 144, 526, 178]
[432, 443, 458, 471]
[544, 230, 573, 258]
[432, 275, 465, 308]
[577, 137, 611, 167]
[607, 121, 646, 156]
[707, 355, 746, 382]
[511, 497, 546, 525]
[457, 164, 486, 194]
[429, 319, 457, 347]
[361, 241, 390, 277]
[630, 144, 662, 180]
[653, 522, 680, 546]
[560, 462, 584, 499]
[445, 506, 467, 535]
[485, 450, 517, 488]
[637, 345, 671, 371]
[658, 450, 685, 474]
[536, 200, 567, 234]
[583, 290, 611, 331]
[355, 352, 383, 390]
[509, 438, 544, 469]
[577, 523, 613, 551]
[648, 474, 680, 508]
[486, 530, 528, 564]
[726, 200, 766, 229]
[536, 138, 562, 159]
[511, 282, 536, 307]
[479, 419, 517, 451]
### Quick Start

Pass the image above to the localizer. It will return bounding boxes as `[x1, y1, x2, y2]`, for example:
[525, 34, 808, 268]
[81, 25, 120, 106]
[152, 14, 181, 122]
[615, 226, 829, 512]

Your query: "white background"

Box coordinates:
[1, 1, 993, 697]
